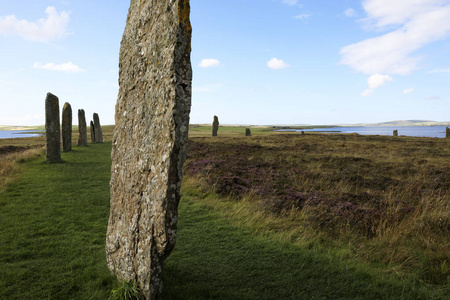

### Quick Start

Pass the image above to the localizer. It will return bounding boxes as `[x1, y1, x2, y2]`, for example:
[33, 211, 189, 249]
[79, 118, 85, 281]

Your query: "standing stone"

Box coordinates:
[446, 127, 450, 139]
[106, 1, 192, 299]
[45, 93, 61, 163]
[77, 109, 88, 146]
[62, 102, 72, 152]
[212, 115, 219, 136]
[245, 128, 251, 136]
[393, 130, 398, 137]
[93, 113, 103, 143]
[90, 121, 95, 144]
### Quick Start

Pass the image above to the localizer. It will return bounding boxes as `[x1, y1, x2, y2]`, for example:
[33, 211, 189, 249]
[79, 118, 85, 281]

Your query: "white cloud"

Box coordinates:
[403, 88, 414, 94]
[33, 62, 84, 73]
[362, 0, 444, 28]
[340, 1, 450, 75]
[267, 57, 290, 70]
[0, 7, 70, 42]
[295, 14, 311, 20]
[426, 95, 441, 100]
[361, 74, 393, 96]
[367, 73, 393, 89]
[344, 8, 357, 18]
[361, 89, 374, 97]
[199, 59, 220, 68]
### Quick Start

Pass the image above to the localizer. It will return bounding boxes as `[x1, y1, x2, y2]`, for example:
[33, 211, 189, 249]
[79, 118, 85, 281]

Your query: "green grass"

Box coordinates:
[109, 280, 140, 300]
[189, 125, 274, 137]
[183, 133, 450, 288]
[163, 192, 447, 299]
[0, 133, 448, 299]
[0, 143, 115, 299]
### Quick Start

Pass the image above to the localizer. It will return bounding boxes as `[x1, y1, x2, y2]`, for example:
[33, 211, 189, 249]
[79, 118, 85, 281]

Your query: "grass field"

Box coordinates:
[0, 143, 115, 299]
[183, 132, 449, 286]
[0, 126, 448, 299]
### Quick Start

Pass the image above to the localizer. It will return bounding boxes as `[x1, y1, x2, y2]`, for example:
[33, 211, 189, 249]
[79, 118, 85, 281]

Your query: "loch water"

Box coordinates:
[0, 130, 44, 139]
[278, 126, 448, 138]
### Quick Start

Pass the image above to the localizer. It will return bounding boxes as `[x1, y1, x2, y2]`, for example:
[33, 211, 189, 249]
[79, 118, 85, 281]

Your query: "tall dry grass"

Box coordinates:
[183, 133, 450, 286]
[0, 146, 44, 191]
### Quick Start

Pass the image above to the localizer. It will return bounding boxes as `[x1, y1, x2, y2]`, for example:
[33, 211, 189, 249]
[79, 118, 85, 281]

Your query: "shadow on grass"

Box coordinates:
[162, 198, 441, 300]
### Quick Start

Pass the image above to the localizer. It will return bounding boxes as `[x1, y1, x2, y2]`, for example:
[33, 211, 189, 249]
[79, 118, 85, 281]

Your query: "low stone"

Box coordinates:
[45, 93, 61, 163]
[245, 128, 251, 136]
[77, 109, 88, 146]
[212, 115, 219, 136]
[62, 102, 72, 152]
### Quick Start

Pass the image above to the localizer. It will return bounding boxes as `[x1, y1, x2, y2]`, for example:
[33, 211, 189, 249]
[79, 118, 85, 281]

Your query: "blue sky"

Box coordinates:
[0, 0, 449, 126]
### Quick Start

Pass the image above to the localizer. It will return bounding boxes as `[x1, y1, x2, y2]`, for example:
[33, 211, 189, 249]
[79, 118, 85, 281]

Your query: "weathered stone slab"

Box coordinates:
[45, 93, 61, 163]
[245, 128, 251, 136]
[106, 1, 192, 299]
[446, 127, 450, 139]
[212, 115, 219, 136]
[77, 109, 88, 146]
[393, 130, 398, 137]
[90, 121, 95, 144]
[62, 102, 72, 152]
[93, 113, 103, 143]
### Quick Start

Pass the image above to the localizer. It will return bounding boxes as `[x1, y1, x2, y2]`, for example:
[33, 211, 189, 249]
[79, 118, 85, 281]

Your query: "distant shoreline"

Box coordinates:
[1, 120, 449, 131]
[0, 126, 41, 131]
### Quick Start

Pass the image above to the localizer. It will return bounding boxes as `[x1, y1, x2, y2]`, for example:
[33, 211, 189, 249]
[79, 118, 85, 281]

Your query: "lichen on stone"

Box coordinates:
[106, 1, 192, 299]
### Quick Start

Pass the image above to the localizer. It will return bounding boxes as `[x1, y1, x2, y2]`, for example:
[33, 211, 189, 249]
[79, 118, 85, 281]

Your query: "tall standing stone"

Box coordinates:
[77, 109, 88, 146]
[93, 113, 103, 143]
[446, 127, 450, 139]
[212, 115, 219, 136]
[62, 102, 72, 152]
[90, 121, 95, 144]
[393, 130, 398, 137]
[245, 128, 251, 136]
[45, 93, 61, 163]
[106, 1, 192, 299]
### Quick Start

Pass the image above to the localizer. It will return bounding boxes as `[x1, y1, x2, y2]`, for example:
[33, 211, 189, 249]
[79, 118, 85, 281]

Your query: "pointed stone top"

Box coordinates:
[45, 92, 59, 104]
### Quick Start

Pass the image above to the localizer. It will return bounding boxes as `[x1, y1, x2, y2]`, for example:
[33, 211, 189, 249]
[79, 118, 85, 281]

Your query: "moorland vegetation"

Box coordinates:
[185, 129, 449, 286]
[0, 125, 448, 299]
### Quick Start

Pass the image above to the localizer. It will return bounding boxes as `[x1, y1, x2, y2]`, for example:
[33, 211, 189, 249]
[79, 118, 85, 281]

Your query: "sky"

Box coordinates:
[0, 0, 449, 126]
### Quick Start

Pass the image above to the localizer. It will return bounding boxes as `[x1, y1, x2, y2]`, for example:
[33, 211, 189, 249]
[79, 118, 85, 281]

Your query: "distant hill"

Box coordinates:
[339, 120, 450, 127]
[0, 125, 44, 131]
[374, 120, 438, 126]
